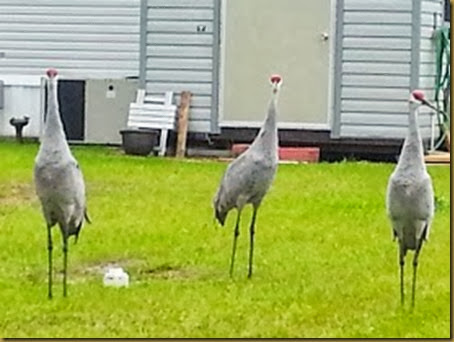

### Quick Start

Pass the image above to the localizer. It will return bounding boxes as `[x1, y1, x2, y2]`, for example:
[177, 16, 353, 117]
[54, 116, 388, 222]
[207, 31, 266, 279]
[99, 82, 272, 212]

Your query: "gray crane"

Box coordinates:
[34, 68, 90, 298]
[386, 90, 438, 307]
[213, 74, 282, 278]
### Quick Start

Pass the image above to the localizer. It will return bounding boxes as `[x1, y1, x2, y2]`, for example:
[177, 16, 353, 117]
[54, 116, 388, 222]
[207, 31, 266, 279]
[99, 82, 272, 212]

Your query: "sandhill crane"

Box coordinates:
[213, 74, 282, 278]
[386, 90, 438, 307]
[34, 68, 90, 298]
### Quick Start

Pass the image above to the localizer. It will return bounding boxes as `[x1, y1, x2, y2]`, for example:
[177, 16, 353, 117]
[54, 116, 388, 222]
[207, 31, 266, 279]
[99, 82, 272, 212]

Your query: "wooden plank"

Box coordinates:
[135, 89, 145, 103]
[128, 116, 175, 129]
[130, 103, 176, 111]
[129, 110, 176, 119]
[176, 91, 192, 158]
[424, 152, 450, 164]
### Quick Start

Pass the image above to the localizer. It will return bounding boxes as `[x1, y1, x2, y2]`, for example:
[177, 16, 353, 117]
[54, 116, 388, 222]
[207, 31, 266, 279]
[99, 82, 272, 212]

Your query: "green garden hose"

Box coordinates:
[432, 25, 450, 150]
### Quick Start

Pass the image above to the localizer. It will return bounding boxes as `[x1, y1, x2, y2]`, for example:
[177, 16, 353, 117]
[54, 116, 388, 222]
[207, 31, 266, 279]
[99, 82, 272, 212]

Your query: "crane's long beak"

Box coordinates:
[421, 98, 447, 116]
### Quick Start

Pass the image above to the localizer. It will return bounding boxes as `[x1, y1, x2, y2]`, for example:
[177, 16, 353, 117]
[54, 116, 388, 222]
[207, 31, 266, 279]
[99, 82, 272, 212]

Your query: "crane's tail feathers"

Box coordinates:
[73, 221, 83, 244]
[215, 209, 227, 226]
[72, 210, 91, 245]
[84, 209, 92, 224]
[421, 223, 429, 241]
[74, 231, 80, 244]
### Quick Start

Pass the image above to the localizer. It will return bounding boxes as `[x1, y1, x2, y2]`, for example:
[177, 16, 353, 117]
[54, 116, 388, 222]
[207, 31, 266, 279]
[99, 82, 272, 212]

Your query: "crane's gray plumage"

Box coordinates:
[214, 75, 282, 278]
[34, 68, 90, 298]
[386, 90, 435, 308]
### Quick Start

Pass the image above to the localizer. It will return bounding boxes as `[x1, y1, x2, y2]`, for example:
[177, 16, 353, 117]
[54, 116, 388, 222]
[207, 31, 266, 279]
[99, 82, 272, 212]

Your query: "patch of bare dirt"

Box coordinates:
[0, 182, 35, 206]
[80, 259, 199, 281]
[21, 258, 205, 287]
[137, 264, 197, 280]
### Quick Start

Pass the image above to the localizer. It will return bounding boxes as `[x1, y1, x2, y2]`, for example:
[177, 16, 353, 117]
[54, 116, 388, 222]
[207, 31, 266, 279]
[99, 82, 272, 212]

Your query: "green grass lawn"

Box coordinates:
[0, 140, 450, 338]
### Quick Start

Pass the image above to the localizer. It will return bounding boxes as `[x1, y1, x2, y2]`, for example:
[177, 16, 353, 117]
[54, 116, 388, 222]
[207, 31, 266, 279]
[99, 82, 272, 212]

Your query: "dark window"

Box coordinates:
[445, 0, 451, 22]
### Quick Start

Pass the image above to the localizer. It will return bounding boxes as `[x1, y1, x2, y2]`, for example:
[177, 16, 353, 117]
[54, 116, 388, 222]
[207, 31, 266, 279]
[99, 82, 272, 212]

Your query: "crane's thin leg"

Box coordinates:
[62, 232, 69, 298]
[247, 207, 258, 279]
[47, 225, 53, 300]
[411, 239, 424, 309]
[399, 244, 405, 306]
[229, 210, 241, 277]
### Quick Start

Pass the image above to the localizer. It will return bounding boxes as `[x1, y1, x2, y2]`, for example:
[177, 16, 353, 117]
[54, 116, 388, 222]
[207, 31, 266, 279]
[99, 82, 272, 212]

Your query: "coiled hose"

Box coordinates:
[432, 25, 450, 151]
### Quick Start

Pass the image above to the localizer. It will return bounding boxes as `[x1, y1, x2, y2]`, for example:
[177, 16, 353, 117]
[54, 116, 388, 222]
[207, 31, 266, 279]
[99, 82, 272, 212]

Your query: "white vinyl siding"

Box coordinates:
[0, 0, 140, 79]
[143, 0, 219, 133]
[334, 0, 443, 139]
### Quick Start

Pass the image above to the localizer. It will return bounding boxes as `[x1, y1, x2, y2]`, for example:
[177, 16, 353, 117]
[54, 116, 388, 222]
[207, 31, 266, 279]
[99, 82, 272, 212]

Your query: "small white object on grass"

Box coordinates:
[103, 267, 129, 287]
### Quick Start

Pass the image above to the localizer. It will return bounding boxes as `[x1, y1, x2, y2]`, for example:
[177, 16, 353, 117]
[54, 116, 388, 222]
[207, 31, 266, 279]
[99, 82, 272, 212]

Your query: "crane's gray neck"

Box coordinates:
[248, 89, 279, 160]
[396, 103, 426, 172]
[260, 91, 278, 136]
[42, 78, 67, 145]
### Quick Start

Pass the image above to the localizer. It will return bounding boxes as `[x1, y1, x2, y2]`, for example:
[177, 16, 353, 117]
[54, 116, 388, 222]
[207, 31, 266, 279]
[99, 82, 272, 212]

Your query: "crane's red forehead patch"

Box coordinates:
[412, 89, 425, 101]
[270, 74, 282, 84]
[46, 68, 58, 78]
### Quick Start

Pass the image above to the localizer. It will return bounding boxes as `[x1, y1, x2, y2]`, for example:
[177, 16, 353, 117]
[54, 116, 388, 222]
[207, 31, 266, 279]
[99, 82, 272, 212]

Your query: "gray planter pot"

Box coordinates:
[120, 128, 159, 156]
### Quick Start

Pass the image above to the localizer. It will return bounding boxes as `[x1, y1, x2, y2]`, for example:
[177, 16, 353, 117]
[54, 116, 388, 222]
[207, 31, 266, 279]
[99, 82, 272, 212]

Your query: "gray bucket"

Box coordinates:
[120, 128, 159, 156]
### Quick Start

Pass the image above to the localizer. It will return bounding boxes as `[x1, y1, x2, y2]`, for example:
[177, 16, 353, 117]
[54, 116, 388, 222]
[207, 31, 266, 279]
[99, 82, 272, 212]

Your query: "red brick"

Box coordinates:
[278, 147, 320, 163]
[231, 144, 250, 157]
[231, 144, 320, 162]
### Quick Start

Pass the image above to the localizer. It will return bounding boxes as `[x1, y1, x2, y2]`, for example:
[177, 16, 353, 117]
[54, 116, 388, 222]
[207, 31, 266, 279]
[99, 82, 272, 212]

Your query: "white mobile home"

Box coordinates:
[0, 0, 449, 150]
